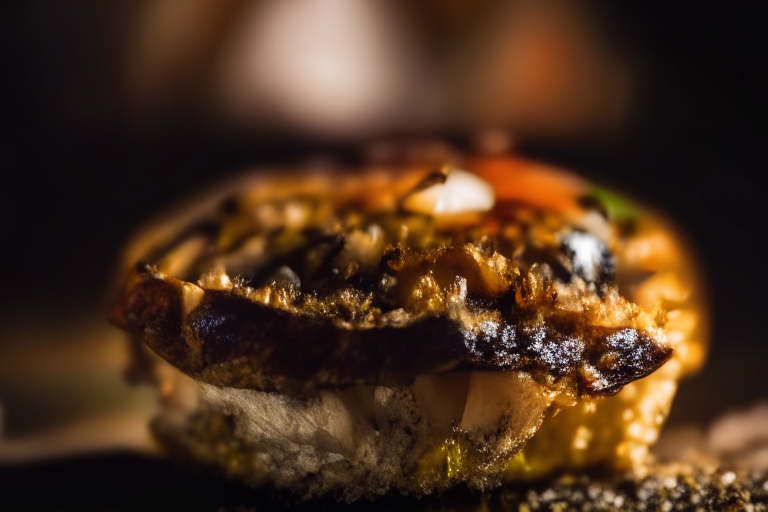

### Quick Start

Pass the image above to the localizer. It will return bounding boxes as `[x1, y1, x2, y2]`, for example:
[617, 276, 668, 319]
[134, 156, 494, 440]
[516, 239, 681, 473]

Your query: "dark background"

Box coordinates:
[1, 1, 766, 507]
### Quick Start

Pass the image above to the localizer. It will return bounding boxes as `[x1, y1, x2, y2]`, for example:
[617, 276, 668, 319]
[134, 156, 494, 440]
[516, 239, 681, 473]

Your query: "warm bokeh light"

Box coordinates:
[218, 0, 424, 137]
[125, 0, 634, 141]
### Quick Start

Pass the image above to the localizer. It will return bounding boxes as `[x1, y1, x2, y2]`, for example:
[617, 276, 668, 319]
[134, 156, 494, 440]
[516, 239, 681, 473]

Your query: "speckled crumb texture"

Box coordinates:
[483, 466, 768, 512]
[219, 464, 768, 512]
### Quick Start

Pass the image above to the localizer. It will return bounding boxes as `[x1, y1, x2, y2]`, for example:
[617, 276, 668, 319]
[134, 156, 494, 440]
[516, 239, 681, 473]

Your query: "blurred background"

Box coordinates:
[1, 0, 766, 509]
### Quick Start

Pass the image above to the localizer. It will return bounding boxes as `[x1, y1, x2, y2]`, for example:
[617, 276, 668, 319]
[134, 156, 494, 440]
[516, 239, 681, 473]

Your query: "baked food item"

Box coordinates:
[109, 154, 707, 501]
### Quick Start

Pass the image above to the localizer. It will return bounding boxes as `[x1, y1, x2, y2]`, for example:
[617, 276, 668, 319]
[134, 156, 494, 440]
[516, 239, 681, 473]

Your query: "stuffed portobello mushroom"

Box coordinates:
[110, 153, 707, 501]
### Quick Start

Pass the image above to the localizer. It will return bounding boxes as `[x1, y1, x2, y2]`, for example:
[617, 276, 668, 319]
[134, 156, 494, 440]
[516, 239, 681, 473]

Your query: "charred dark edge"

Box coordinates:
[108, 269, 193, 374]
[110, 269, 672, 397]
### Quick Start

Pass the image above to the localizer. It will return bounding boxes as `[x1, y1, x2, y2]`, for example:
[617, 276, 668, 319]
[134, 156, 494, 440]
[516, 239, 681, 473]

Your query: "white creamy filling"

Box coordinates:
[402, 168, 495, 218]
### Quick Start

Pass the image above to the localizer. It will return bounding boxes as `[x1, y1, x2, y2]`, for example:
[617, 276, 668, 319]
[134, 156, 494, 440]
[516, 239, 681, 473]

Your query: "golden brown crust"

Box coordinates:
[111, 263, 671, 396]
[110, 161, 673, 398]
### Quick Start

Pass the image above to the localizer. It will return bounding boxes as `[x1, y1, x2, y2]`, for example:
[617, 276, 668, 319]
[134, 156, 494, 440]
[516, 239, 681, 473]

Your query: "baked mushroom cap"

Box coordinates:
[110, 155, 707, 499]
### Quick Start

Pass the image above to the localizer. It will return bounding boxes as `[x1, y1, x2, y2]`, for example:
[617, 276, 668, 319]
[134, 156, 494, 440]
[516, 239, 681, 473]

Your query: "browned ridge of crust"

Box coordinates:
[109, 262, 672, 397]
[109, 164, 676, 399]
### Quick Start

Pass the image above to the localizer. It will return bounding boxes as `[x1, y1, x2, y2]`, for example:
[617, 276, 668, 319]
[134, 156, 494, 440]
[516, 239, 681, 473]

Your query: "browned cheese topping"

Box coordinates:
[110, 163, 672, 400]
